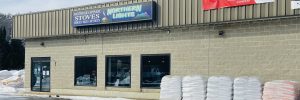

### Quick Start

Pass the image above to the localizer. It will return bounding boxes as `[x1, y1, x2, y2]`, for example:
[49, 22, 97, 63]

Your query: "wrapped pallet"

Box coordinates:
[182, 75, 207, 100]
[233, 77, 262, 100]
[262, 80, 300, 100]
[160, 75, 182, 100]
[207, 76, 233, 100]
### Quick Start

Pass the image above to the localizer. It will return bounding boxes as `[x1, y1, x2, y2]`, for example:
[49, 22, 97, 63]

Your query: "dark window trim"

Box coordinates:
[105, 55, 132, 88]
[31, 57, 51, 92]
[74, 55, 97, 87]
[140, 54, 171, 89]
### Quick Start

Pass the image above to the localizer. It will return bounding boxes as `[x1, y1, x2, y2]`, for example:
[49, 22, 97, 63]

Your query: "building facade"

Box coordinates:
[13, 0, 300, 99]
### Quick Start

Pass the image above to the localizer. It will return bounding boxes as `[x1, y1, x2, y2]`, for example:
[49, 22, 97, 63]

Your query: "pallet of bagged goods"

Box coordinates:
[207, 76, 233, 100]
[233, 77, 262, 100]
[262, 80, 300, 100]
[182, 75, 207, 100]
[160, 75, 182, 100]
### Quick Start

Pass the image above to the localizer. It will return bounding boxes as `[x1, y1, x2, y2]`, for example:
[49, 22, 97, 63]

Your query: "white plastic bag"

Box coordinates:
[207, 76, 233, 100]
[160, 75, 182, 100]
[182, 75, 207, 100]
[263, 80, 300, 100]
[233, 76, 262, 100]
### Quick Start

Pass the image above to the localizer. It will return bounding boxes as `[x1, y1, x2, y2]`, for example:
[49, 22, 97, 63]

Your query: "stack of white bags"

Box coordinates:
[206, 76, 233, 100]
[263, 80, 300, 100]
[182, 75, 207, 100]
[160, 75, 182, 100]
[233, 77, 262, 100]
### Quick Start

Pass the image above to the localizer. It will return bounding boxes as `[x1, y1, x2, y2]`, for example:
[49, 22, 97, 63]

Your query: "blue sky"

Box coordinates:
[0, 0, 118, 15]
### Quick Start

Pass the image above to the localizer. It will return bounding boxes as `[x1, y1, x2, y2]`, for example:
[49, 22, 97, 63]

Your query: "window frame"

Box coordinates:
[105, 55, 132, 88]
[31, 57, 51, 92]
[74, 56, 97, 87]
[140, 54, 171, 89]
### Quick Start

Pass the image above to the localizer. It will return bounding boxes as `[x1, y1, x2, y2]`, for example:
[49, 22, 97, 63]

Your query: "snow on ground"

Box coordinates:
[0, 70, 131, 100]
[0, 70, 24, 94]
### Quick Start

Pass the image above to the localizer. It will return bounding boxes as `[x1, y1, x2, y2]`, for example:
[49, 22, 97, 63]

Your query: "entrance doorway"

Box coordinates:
[31, 57, 51, 92]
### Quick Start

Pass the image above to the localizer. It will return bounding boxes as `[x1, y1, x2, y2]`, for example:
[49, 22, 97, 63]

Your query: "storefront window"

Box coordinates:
[106, 56, 131, 87]
[141, 54, 170, 88]
[74, 56, 97, 86]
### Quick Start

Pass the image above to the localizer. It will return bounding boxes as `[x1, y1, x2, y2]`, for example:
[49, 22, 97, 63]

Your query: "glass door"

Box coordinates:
[31, 57, 50, 92]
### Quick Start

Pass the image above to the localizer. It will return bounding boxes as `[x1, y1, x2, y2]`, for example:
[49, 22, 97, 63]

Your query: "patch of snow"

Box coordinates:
[0, 70, 13, 80]
[0, 70, 25, 94]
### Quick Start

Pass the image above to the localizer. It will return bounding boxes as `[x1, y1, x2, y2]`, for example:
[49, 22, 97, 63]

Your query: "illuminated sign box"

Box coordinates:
[72, 1, 155, 27]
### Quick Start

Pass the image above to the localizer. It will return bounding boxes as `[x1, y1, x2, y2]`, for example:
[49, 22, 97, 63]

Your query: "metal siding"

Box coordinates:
[23, 15, 27, 38]
[55, 11, 59, 35]
[29, 14, 33, 37]
[186, 0, 192, 24]
[163, 0, 169, 26]
[210, 9, 217, 22]
[269, 0, 277, 17]
[22, 15, 25, 38]
[191, 0, 198, 24]
[217, 8, 224, 22]
[174, 0, 180, 25]
[19, 16, 22, 38]
[21, 15, 25, 38]
[58, 10, 63, 35]
[46, 12, 49, 36]
[198, 0, 204, 23]
[286, 0, 294, 15]
[180, 0, 186, 25]
[28, 15, 32, 37]
[39, 13, 42, 37]
[261, 3, 269, 18]
[246, 5, 253, 19]
[62, 10, 66, 35]
[27, 15, 31, 37]
[15, 16, 19, 38]
[238, 6, 246, 20]
[224, 8, 231, 21]
[231, 7, 238, 20]
[253, 4, 261, 18]
[50, 12, 55, 36]
[169, 0, 174, 26]
[70, 9, 75, 34]
[204, 10, 210, 23]
[42, 13, 46, 37]
[32, 14, 35, 37]
[157, 0, 163, 27]
[13, 0, 300, 39]
[15, 16, 17, 38]
[12, 17, 15, 38]
[278, 0, 286, 16]
[66, 9, 70, 35]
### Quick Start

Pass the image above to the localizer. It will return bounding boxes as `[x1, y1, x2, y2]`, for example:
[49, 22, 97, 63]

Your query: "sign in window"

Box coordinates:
[106, 56, 131, 87]
[74, 56, 97, 86]
[141, 54, 170, 88]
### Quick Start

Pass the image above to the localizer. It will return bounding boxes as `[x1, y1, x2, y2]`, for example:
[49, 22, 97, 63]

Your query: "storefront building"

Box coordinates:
[12, 0, 300, 99]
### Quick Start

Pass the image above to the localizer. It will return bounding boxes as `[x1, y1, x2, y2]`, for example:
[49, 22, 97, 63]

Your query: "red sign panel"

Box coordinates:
[203, 0, 257, 10]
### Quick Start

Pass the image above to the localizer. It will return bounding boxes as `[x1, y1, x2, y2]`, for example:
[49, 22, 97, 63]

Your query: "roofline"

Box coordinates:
[13, 0, 133, 16]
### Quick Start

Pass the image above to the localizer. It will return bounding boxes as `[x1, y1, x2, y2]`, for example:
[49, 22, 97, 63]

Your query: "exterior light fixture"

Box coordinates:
[218, 31, 225, 36]
[40, 42, 45, 47]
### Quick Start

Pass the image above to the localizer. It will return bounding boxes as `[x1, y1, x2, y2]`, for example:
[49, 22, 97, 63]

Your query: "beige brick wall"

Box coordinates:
[24, 18, 300, 99]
